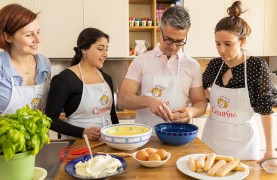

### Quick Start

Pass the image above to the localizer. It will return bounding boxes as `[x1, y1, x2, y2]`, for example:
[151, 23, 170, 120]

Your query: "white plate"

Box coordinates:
[33, 167, 47, 180]
[176, 154, 250, 180]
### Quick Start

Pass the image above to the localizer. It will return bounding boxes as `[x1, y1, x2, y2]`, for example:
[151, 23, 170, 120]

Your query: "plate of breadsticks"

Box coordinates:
[176, 153, 249, 179]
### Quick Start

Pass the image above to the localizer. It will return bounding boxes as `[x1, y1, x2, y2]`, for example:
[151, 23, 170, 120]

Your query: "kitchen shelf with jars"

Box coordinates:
[128, 0, 181, 57]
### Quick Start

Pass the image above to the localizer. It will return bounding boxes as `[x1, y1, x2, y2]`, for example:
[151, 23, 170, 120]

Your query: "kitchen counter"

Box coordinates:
[35, 140, 75, 179]
[59, 110, 137, 120]
[116, 109, 136, 119]
[54, 137, 276, 180]
[117, 106, 277, 119]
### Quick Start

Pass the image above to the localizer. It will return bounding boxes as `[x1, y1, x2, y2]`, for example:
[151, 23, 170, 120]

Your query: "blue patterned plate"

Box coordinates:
[65, 154, 127, 180]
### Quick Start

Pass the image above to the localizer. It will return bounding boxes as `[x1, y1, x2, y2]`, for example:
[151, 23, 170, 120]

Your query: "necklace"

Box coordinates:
[16, 64, 30, 75]
[12, 60, 31, 75]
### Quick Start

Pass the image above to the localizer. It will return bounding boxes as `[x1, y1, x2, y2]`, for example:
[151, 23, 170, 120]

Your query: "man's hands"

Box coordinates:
[148, 97, 192, 123]
[171, 107, 192, 123]
[148, 96, 173, 122]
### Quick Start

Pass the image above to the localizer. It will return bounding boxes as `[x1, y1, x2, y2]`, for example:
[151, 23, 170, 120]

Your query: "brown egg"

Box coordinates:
[145, 148, 157, 155]
[136, 150, 149, 161]
[156, 149, 167, 160]
[148, 153, 161, 161]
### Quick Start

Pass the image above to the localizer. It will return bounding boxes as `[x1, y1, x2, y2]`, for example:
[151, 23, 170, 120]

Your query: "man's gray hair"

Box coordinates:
[160, 6, 191, 30]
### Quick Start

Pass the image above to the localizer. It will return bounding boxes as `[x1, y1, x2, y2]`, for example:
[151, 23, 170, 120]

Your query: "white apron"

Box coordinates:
[136, 47, 189, 131]
[201, 55, 259, 160]
[2, 76, 50, 115]
[62, 64, 112, 139]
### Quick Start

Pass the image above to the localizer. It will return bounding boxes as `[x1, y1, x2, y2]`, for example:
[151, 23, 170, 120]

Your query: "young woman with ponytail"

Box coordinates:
[202, 1, 274, 162]
[45, 28, 118, 140]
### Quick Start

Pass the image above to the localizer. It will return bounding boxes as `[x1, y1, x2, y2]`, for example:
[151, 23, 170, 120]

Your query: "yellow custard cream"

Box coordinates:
[106, 126, 151, 136]
[75, 155, 122, 178]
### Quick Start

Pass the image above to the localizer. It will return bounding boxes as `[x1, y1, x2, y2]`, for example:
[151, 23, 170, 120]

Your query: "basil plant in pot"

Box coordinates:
[0, 105, 52, 180]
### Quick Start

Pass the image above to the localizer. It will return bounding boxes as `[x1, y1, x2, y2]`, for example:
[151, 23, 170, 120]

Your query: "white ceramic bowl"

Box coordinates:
[132, 150, 171, 168]
[33, 167, 47, 180]
[261, 158, 277, 174]
[101, 124, 152, 151]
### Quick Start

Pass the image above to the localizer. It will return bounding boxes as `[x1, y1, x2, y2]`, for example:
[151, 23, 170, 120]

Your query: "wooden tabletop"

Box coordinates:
[54, 136, 277, 180]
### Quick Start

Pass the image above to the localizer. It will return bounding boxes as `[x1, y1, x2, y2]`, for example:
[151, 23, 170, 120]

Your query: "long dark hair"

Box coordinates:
[71, 28, 109, 66]
[215, 1, 251, 40]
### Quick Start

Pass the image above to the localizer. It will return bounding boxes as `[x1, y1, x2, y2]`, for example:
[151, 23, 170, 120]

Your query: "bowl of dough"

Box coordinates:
[101, 124, 152, 150]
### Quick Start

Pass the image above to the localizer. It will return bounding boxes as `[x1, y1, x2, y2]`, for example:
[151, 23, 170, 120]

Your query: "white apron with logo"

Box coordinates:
[136, 47, 189, 131]
[2, 76, 50, 115]
[62, 64, 112, 139]
[201, 55, 259, 160]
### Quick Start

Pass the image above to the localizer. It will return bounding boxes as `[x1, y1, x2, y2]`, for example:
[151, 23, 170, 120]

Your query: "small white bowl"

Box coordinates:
[33, 167, 47, 180]
[261, 158, 277, 174]
[132, 151, 171, 168]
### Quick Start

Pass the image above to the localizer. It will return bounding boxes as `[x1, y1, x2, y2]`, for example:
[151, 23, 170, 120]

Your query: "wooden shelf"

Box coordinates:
[157, 0, 173, 3]
[129, 0, 157, 51]
[129, 0, 172, 4]
[128, 0, 176, 52]
[129, 0, 152, 4]
[129, 26, 157, 32]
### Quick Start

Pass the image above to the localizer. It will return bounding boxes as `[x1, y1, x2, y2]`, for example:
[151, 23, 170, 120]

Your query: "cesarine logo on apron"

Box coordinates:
[217, 96, 229, 108]
[212, 96, 237, 118]
[151, 85, 170, 107]
[92, 91, 111, 115]
[151, 85, 164, 97]
[31, 94, 44, 111]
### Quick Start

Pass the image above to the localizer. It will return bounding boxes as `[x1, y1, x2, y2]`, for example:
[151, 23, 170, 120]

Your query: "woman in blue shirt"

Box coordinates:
[0, 4, 51, 114]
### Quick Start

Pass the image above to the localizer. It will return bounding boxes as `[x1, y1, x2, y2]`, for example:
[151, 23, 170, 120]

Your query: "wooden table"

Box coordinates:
[55, 137, 277, 180]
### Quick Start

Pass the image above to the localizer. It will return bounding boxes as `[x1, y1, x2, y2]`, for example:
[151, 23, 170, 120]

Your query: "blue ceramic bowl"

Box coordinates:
[154, 123, 198, 146]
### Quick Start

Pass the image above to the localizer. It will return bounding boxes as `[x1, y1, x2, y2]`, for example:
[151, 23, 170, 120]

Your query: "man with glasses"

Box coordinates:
[118, 6, 207, 130]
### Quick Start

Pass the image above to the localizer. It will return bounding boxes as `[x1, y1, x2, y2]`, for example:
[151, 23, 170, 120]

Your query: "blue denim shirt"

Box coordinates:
[0, 51, 51, 114]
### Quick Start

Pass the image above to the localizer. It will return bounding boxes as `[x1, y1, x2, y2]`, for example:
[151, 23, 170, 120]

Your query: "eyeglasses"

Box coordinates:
[160, 28, 187, 46]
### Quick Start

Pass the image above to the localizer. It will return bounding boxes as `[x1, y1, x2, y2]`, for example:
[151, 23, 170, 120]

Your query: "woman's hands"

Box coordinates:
[257, 150, 274, 164]
[83, 127, 101, 140]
